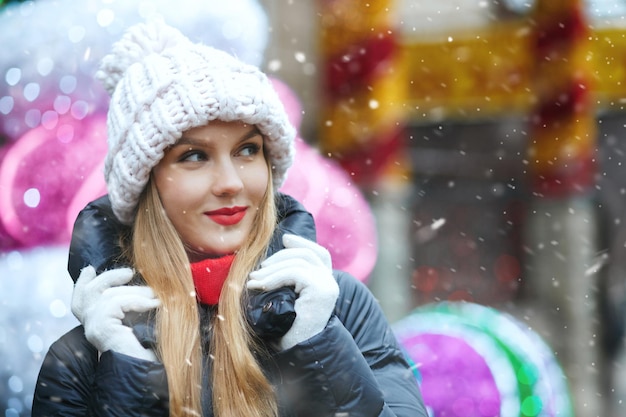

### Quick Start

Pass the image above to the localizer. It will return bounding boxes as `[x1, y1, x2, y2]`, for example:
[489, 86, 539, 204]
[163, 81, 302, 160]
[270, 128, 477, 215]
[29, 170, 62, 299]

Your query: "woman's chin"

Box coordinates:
[186, 246, 237, 262]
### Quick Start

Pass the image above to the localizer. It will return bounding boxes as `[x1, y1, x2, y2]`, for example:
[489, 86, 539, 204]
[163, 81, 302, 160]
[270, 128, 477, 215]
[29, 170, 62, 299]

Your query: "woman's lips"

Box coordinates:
[205, 206, 247, 226]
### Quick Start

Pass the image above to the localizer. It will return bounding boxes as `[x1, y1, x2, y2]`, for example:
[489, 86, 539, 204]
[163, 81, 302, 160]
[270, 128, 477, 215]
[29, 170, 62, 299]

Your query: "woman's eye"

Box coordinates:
[238, 143, 261, 157]
[180, 151, 206, 162]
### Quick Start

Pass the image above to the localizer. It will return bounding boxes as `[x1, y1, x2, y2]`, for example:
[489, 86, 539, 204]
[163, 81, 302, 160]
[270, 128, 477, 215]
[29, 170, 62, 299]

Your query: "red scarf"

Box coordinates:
[190, 254, 236, 305]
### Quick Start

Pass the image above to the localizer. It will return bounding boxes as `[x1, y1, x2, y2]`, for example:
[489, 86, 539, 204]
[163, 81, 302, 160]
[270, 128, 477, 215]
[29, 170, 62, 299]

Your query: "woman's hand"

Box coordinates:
[247, 234, 339, 350]
[71, 266, 161, 361]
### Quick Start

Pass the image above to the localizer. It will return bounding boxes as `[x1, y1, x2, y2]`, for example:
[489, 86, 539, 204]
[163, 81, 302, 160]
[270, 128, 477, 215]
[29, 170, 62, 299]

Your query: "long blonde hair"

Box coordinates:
[130, 169, 278, 416]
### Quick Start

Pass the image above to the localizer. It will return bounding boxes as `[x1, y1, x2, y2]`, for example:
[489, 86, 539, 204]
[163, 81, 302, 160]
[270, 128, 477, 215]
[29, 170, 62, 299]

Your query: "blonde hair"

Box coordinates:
[130, 170, 278, 416]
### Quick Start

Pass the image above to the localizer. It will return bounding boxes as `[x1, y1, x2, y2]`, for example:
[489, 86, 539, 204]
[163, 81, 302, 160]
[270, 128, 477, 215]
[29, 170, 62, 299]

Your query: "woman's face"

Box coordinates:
[153, 120, 269, 260]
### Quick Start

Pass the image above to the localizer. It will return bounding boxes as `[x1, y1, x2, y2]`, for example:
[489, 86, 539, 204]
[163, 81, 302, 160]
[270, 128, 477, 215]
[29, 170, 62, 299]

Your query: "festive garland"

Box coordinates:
[528, 0, 596, 196]
[318, 0, 406, 184]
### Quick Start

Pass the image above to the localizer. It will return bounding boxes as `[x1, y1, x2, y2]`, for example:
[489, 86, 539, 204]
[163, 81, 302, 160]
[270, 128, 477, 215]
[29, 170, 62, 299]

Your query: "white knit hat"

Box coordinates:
[96, 20, 296, 224]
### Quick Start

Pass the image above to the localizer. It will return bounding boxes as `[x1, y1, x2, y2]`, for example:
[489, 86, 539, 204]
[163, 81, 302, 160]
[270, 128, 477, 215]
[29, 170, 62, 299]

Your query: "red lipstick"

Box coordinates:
[205, 206, 247, 226]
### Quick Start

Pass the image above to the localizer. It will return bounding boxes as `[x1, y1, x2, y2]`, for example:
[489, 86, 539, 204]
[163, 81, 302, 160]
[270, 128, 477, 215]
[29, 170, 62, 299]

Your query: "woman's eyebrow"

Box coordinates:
[239, 126, 262, 142]
[174, 127, 262, 148]
[173, 137, 205, 148]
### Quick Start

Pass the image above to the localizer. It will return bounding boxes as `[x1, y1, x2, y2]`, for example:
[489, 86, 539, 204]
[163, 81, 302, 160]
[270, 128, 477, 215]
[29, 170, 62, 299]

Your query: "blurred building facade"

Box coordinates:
[260, 1, 626, 416]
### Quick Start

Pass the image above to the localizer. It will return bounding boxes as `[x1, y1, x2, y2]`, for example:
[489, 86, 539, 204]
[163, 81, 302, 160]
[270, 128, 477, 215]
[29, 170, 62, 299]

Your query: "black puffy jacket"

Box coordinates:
[32, 193, 428, 417]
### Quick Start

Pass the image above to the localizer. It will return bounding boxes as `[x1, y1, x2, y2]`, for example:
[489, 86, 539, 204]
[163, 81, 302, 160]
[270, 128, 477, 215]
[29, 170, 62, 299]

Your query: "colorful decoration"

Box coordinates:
[274, 78, 378, 282]
[393, 302, 574, 417]
[528, 0, 596, 196]
[399, 15, 626, 119]
[317, 0, 406, 184]
[0, 114, 108, 248]
[281, 136, 378, 281]
[400, 23, 535, 119]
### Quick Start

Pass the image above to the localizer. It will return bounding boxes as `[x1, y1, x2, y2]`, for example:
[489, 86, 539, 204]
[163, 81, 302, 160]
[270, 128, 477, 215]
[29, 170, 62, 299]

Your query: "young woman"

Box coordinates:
[32, 20, 428, 417]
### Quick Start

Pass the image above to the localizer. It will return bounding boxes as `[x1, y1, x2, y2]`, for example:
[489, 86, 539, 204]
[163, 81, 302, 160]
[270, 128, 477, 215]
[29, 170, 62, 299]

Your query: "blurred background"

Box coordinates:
[2, 0, 626, 416]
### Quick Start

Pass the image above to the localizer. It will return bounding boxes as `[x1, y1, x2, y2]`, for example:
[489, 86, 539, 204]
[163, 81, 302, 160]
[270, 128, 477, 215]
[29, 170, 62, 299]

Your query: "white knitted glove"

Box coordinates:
[247, 234, 339, 350]
[71, 266, 161, 361]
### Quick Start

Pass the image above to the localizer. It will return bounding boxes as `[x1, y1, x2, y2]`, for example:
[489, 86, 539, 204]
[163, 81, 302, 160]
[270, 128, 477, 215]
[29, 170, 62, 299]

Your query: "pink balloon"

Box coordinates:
[273, 78, 378, 282]
[0, 113, 107, 248]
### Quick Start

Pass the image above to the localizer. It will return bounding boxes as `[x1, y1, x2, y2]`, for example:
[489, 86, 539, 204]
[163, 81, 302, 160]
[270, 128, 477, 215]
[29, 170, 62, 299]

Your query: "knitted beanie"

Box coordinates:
[96, 20, 296, 224]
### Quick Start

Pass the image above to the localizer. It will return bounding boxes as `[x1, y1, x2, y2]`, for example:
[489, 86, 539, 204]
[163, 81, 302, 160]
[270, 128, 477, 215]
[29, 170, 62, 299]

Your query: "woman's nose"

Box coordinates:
[211, 159, 244, 196]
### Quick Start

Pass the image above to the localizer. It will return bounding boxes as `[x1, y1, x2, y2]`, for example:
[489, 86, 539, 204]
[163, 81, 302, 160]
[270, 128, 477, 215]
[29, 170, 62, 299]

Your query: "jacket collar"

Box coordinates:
[268, 193, 317, 257]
